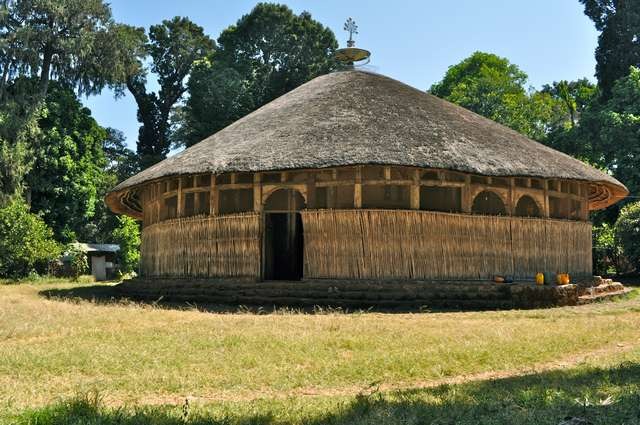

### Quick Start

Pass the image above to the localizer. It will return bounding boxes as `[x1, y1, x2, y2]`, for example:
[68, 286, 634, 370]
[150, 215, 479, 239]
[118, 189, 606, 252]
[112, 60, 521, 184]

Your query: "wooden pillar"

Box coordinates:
[177, 177, 184, 217]
[328, 169, 337, 208]
[307, 172, 316, 208]
[462, 175, 472, 213]
[210, 173, 217, 215]
[410, 168, 420, 210]
[354, 166, 362, 208]
[156, 182, 161, 223]
[542, 179, 550, 218]
[253, 173, 262, 212]
[507, 177, 514, 215]
[193, 186, 200, 215]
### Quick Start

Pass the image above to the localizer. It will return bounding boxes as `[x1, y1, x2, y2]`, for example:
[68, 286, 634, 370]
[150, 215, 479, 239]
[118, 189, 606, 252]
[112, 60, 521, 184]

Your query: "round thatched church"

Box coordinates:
[106, 70, 627, 307]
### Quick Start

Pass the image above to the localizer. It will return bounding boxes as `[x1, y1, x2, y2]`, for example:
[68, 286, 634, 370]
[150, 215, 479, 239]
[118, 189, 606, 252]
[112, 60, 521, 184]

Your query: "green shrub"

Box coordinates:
[615, 202, 640, 273]
[76, 274, 96, 284]
[65, 243, 89, 280]
[0, 199, 61, 278]
[111, 215, 140, 274]
[592, 223, 620, 275]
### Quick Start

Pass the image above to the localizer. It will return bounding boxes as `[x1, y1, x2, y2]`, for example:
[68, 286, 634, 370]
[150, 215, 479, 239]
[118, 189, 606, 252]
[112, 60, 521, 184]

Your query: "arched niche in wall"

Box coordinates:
[472, 190, 507, 216]
[264, 188, 307, 212]
[514, 195, 541, 218]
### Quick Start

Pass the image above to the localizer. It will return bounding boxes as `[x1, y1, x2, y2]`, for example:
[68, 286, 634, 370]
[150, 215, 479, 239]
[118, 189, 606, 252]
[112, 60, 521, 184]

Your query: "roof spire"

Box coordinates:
[344, 17, 358, 48]
[335, 17, 371, 67]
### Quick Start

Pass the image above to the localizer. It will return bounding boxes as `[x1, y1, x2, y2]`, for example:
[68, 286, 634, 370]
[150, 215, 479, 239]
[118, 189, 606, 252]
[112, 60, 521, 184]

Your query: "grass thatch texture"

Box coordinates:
[140, 213, 261, 278]
[302, 210, 592, 280]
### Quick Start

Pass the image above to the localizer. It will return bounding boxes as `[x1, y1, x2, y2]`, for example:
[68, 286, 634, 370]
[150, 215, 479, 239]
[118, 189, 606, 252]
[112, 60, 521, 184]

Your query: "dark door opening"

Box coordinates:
[264, 212, 304, 280]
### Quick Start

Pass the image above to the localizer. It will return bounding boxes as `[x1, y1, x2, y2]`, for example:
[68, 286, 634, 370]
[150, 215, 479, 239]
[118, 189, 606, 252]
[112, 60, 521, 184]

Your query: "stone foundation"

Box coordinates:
[113, 278, 624, 310]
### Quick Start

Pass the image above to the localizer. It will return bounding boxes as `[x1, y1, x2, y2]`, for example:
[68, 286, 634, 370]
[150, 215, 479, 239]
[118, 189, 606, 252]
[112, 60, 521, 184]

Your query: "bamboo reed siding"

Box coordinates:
[140, 209, 591, 281]
[301, 210, 592, 280]
[140, 213, 261, 279]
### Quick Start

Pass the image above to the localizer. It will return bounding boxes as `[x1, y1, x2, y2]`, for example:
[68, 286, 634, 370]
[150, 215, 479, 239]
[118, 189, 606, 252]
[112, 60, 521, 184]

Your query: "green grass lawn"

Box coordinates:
[1, 279, 640, 424]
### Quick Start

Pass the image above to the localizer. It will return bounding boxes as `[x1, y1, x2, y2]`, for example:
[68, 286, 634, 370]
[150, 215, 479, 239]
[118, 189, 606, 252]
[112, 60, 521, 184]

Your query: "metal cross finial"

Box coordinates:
[344, 17, 358, 47]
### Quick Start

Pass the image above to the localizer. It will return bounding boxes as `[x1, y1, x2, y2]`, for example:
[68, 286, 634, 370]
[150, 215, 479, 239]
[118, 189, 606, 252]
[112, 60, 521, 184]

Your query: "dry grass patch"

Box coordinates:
[1, 281, 639, 412]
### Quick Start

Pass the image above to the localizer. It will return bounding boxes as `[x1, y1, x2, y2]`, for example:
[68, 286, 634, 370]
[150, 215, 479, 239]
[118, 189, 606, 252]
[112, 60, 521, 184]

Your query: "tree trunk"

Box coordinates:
[0, 57, 13, 101]
[39, 45, 54, 99]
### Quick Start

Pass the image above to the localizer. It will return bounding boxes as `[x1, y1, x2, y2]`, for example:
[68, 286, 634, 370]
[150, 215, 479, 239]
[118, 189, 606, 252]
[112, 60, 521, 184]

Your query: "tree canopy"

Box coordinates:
[578, 66, 640, 200]
[175, 3, 338, 148]
[0, 0, 134, 101]
[580, 0, 640, 98]
[26, 82, 108, 242]
[125, 16, 216, 168]
[430, 51, 560, 141]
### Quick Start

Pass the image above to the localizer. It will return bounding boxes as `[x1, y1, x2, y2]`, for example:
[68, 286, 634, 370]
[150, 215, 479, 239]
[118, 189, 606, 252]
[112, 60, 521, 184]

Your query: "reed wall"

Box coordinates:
[301, 210, 592, 280]
[140, 209, 592, 281]
[140, 213, 261, 278]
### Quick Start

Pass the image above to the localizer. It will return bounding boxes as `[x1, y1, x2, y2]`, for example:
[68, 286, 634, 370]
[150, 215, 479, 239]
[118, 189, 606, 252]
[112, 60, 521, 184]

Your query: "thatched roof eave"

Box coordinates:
[107, 70, 628, 214]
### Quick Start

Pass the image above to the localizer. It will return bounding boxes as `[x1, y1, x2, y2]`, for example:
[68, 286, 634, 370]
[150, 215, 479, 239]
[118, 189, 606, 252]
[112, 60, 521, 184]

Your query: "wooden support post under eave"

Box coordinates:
[155, 183, 161, 224]
[507, 178, 514, 215]
[210, 174, 217, 216]
[177, 177, 184, 217]
[462, 175, 472, 213]
[542, 179, 550, 218]
[354, 166, 362, 208]
[253, 173, 262, 212]
[193, 184, 200, 214]
[410, 168, 420, 210]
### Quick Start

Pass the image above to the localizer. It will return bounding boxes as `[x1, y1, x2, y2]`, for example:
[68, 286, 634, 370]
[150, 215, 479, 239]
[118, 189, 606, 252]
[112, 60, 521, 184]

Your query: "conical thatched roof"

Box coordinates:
[108, 70, 627, 214]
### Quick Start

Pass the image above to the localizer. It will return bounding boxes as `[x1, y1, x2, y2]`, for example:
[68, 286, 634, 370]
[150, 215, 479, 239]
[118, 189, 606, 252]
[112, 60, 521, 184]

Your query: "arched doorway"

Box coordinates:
[263, 189, 306, 280]
[472, 191, 507, 215]
[515, 195, 541, 217]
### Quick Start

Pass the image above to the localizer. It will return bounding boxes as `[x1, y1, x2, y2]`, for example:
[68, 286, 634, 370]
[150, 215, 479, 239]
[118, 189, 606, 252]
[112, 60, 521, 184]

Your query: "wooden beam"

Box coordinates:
[210, 173, 217, 216]
[253, 173, 262, 212]
[462, 174, 471, 213]
[507, 177, 514, 215]
[177, 177, 183, 217]
[354, 166, 362, 208]
[410, 168, 420, 210]
[156, 182, 161, 224]
[542, 179, 550, 218]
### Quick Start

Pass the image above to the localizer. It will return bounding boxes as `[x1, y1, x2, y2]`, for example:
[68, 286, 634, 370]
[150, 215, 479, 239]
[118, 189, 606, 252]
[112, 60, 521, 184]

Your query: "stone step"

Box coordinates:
[577, 288, 632, 305]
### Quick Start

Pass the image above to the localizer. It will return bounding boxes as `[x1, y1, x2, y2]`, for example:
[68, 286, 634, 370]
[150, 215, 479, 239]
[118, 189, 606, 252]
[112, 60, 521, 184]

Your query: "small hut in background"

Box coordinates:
[106, 41, 628, 307]
[62, 243, 120, 281]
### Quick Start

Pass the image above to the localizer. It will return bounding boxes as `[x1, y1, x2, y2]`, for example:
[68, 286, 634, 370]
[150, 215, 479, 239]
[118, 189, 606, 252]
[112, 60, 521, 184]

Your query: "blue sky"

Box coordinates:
[85, 0, 599, 150]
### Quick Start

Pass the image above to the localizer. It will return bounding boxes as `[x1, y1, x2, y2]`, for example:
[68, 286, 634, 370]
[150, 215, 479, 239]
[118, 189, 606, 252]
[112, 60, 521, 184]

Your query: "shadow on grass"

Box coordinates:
[38, 284, 473, 314]
[40, 284, 401, 314]
[37, 281, 640, 314]
[9, 362, 640, 425]
[38, 284, 258, 314]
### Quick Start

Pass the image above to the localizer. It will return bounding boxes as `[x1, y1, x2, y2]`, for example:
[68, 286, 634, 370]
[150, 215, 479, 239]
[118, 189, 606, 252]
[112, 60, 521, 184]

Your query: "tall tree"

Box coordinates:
[0, 77, 40, 205]
[172, 59, 249, 147]
[430, 51, 556, 140]
[26, 82, 108, 242]
[541, 79, 597, 128]
[125, 17, 215, 168]
[0, 0, 126, 100]
[580, 0, 640, 98]
[102, 127, 138, 182]
[578, 66, 640, 200]
[539, 79, 598, 159]
[0, 0, 143, 205]
[175, 3, 338, 148]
